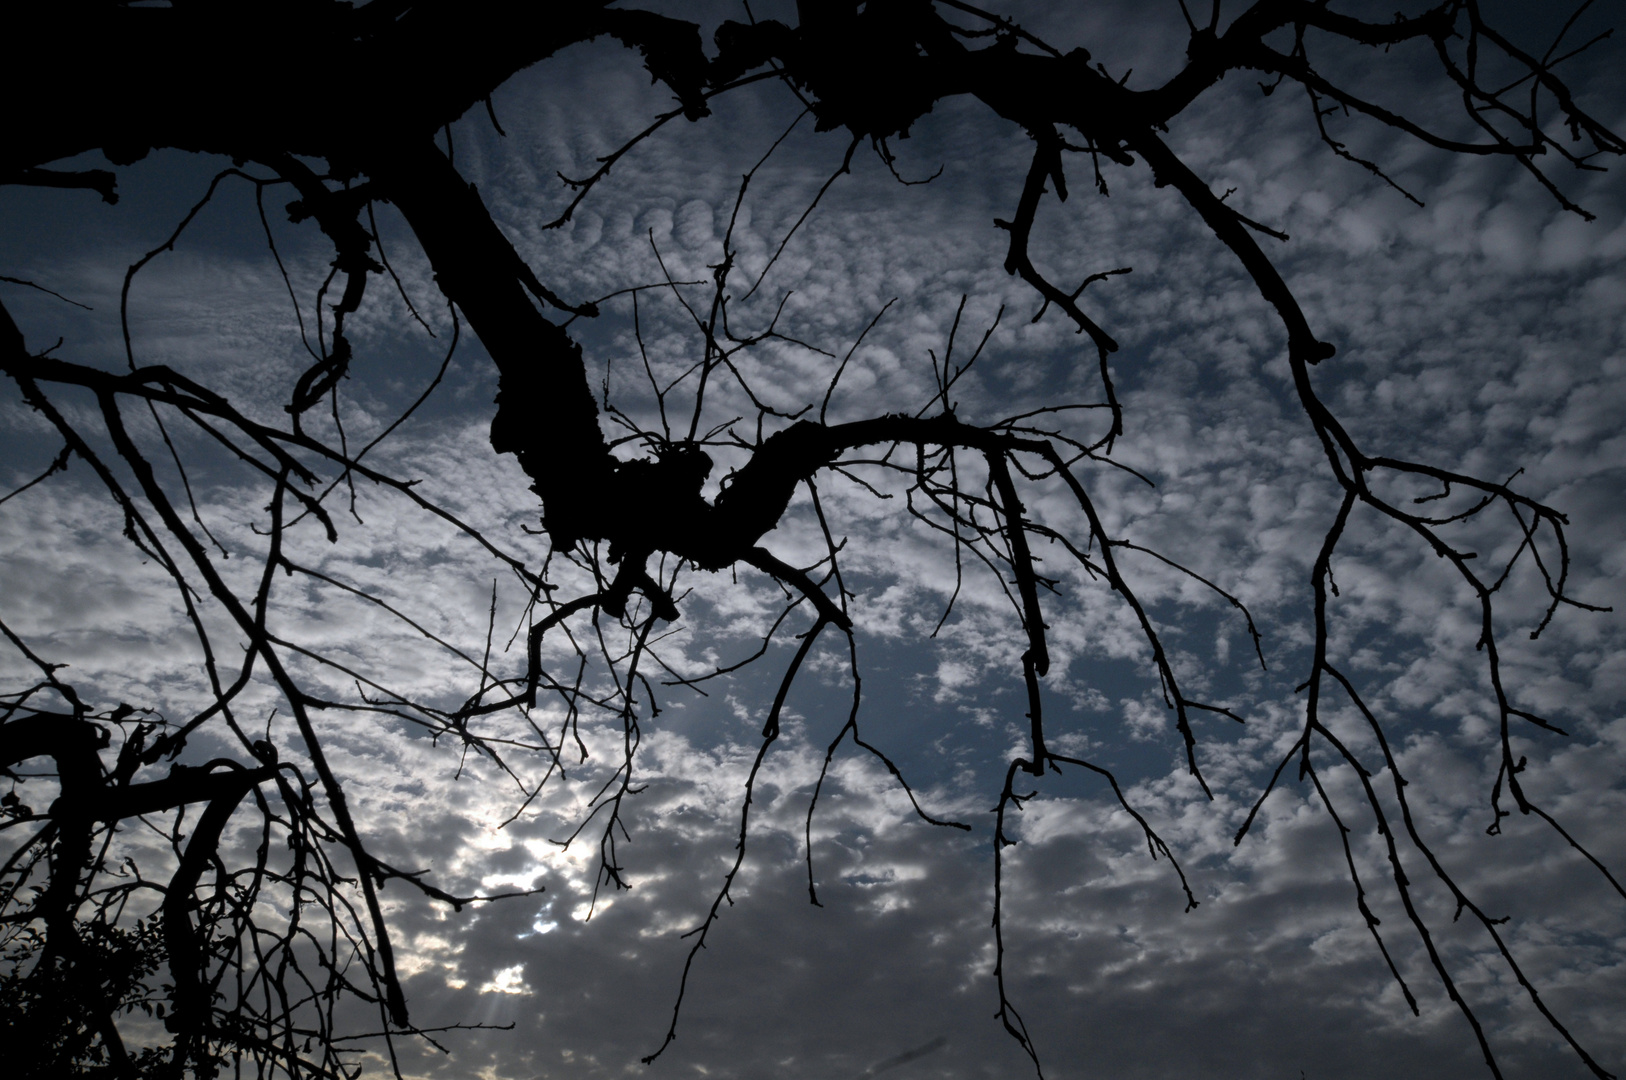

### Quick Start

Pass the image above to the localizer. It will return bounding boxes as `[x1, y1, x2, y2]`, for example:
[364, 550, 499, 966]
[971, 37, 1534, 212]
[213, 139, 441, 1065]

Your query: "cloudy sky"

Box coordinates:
[3, 2, 1626, 1079]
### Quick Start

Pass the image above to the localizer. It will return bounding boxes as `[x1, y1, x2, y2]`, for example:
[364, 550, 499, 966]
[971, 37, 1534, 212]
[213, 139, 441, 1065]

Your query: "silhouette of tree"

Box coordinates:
[1, 2, 1622, 1077]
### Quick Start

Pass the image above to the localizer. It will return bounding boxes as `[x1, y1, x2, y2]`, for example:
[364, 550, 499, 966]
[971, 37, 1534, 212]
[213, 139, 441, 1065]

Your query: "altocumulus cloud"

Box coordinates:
[2, 2, 1624, 1079]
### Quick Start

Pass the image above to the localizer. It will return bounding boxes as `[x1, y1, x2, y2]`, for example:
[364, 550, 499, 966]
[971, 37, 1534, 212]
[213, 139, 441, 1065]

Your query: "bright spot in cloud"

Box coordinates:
[479, 964, 533, 996]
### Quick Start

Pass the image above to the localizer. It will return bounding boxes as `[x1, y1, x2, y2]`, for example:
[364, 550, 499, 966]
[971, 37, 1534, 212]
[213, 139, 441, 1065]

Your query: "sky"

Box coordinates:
[2, 2, 1626, 1079]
